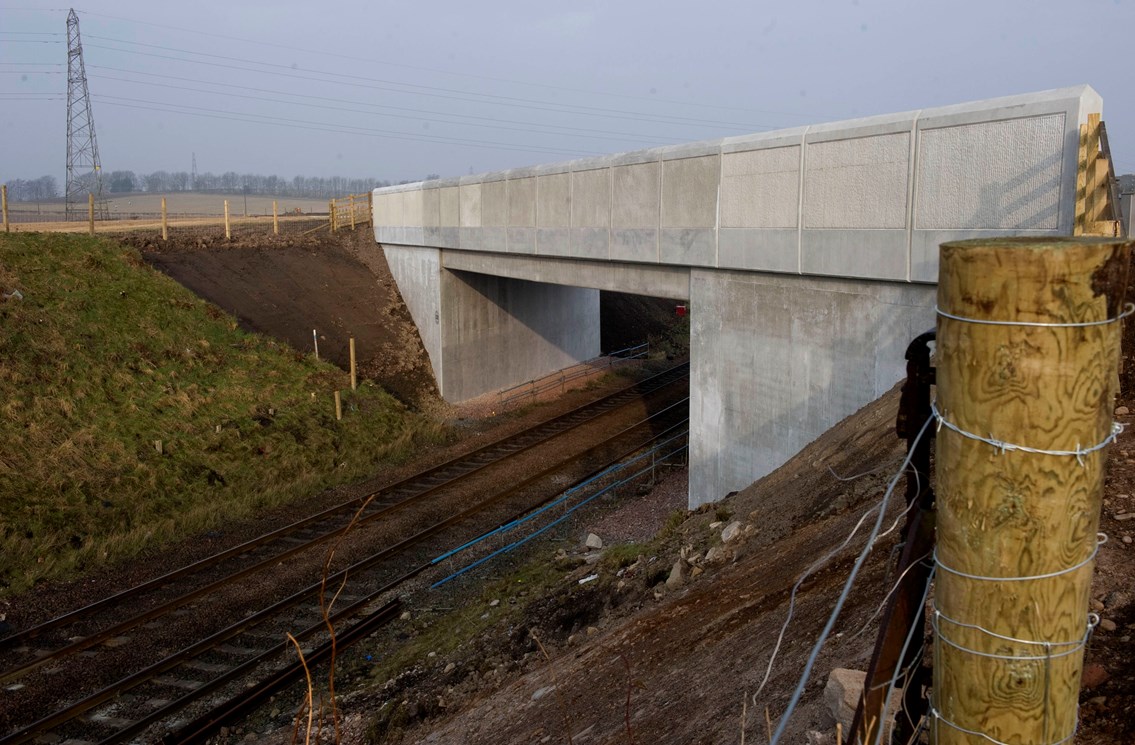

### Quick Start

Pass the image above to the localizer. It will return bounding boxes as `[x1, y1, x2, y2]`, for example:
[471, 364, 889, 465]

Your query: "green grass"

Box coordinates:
[0, 232, 448, 595]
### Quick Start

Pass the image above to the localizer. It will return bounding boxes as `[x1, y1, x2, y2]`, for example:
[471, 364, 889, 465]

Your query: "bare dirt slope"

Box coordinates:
[100, 232, 1133, 743]
[354, 390, 1132, 745]
[136, 229, 438, 406]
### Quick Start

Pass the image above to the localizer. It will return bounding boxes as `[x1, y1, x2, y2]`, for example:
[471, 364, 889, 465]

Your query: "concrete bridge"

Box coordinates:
[371, 85, 1108, 507]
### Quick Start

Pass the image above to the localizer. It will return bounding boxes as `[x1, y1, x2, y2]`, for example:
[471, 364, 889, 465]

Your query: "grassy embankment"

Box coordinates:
[0, 233, 446, 596]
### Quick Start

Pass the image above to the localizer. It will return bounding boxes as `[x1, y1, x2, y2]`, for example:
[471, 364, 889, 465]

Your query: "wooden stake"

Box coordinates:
[349, 336, 357, 390]
[334, 390, 342, 421]
[88, 192, 95, 235]
[272, 200, 279, 236]
[161, 196, 168, 241]
[349, 194, 356, 230]
[224, 199, 231, 240]
[312, 329, 319, 360]
[329, 198, 336, 233]
[934, 237, 1131, 744]
[367, 191, 374, 226]
[2, 184, 9, 233]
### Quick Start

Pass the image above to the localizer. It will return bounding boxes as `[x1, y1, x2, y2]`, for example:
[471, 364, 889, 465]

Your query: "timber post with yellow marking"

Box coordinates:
[932, 236, 1131, 744]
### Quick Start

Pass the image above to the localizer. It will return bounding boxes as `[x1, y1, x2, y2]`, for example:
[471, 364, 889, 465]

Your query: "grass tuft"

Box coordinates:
[0, 232, 448, 595]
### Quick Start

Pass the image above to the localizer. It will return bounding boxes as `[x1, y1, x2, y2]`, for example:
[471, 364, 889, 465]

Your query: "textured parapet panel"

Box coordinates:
[374, 85, 1100, 285]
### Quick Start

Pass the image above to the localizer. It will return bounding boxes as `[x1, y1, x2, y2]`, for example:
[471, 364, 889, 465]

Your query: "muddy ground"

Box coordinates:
[58, 230, 1135, 742]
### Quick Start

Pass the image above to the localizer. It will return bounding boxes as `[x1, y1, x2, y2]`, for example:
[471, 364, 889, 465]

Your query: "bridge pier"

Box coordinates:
[383, 245, 600, 402]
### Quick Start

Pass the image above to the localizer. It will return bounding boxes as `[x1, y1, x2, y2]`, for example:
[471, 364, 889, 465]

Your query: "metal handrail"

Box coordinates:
[497, 343, 648, 408]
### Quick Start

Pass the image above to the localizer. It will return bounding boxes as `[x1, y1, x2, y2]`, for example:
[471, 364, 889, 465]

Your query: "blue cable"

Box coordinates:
[431, 440, 689, 588]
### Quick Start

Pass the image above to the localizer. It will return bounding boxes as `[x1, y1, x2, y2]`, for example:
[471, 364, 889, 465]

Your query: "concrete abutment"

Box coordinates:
[383, 244, 600, 402]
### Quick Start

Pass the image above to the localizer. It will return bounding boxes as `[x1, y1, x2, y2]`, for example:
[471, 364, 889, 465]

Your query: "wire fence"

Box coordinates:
[0, 191, 373, 241]
[497, 343, 650, 409]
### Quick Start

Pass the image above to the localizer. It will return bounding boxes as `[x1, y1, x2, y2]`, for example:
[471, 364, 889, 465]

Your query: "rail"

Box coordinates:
[0, 364, 690, 744]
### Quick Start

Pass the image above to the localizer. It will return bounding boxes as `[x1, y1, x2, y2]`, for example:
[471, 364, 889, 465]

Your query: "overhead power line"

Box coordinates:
[83, 36, 771, 132]
[87, 67, 680, 147]
[93, 95, 599, 158]
[76, 8, 826, 121]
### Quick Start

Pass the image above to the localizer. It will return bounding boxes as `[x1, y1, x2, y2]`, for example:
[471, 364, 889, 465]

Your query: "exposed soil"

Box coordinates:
[134, 228, 438, 407]
[6, 229, 1130, 744]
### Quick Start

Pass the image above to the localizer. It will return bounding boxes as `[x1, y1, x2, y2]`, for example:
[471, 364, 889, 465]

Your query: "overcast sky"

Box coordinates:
[3, 0, 1134, 186]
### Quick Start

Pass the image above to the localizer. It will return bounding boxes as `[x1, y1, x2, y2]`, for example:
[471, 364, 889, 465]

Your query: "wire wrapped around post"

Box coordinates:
[932, 237, 1132, 744]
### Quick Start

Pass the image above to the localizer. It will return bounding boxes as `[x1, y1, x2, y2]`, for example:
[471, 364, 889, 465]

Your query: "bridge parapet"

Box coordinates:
[375, 86, 1100, 284]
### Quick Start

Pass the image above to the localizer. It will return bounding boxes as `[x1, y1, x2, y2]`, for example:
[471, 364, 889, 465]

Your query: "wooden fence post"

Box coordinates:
[349, 337, 357, 390]
[88, 193, 95, 235]
[349, 194, 356, 230]
[223, 199, 231, 240]
[329, 198, 336, 233]
[367, 191, 373, 226]
[272, 200, 279, 236]
[2, 184, 8, 233]
[161, 196, 168, 241]
[334, 390, 342, 421]
[933, 237, 1131, 744]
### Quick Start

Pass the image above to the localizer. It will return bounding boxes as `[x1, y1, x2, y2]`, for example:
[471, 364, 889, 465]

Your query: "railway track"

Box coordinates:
[1, 364, 690, 744]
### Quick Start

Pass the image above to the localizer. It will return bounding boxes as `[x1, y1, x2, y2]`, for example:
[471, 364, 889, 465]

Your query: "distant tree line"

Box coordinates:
[5, 171, 433, 202]
[110, 171, 398, 198]
[3, 176, 60, 202]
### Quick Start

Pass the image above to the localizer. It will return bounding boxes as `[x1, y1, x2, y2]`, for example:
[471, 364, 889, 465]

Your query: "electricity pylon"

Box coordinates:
[65, 8, 107, 220]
